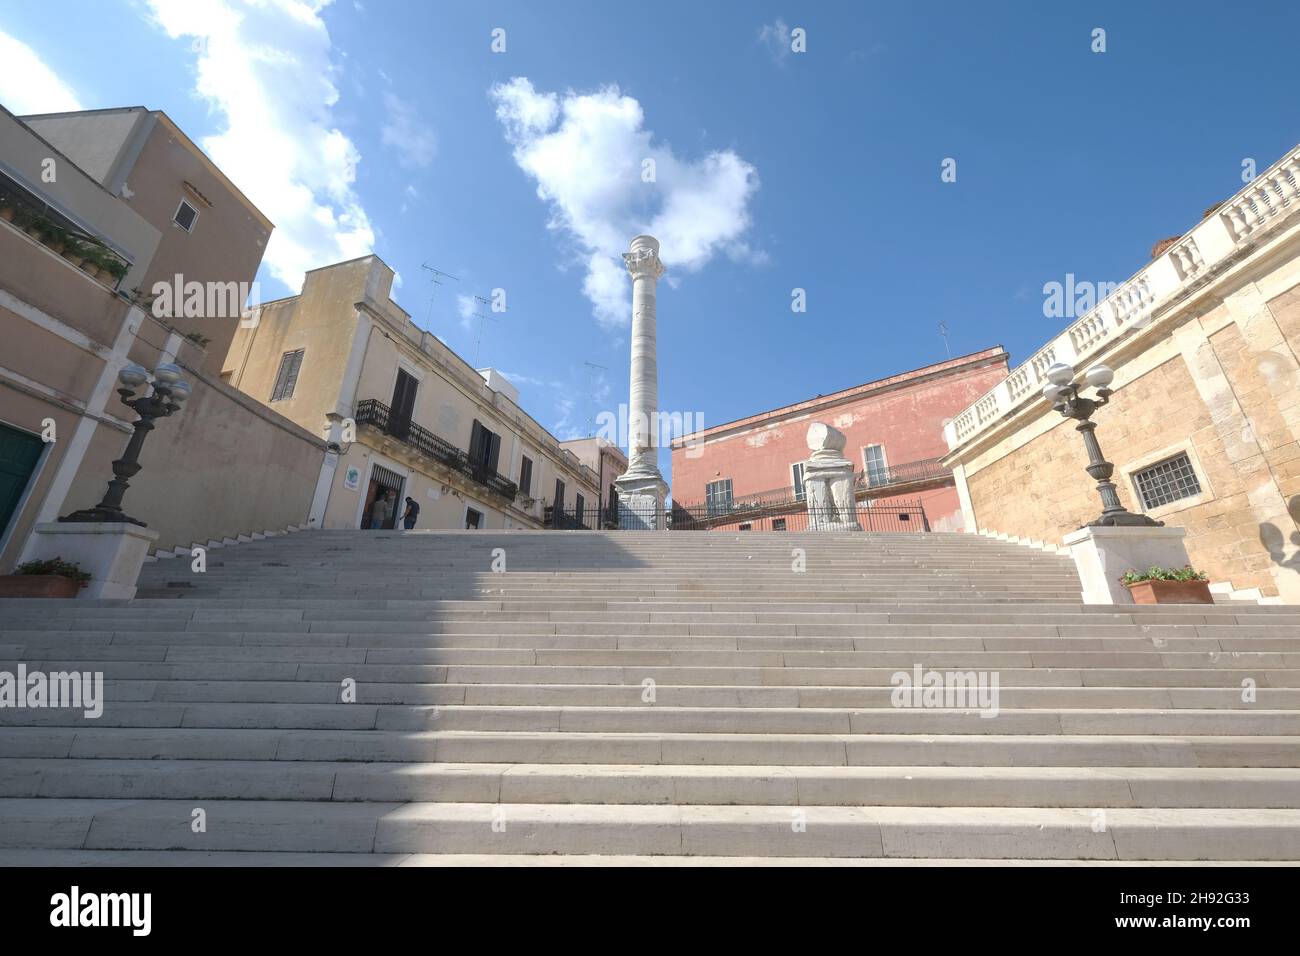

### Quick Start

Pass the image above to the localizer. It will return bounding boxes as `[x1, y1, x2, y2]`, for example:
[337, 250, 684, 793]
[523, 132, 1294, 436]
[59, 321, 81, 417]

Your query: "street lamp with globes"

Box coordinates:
[59, 361, 191, 527]
[1042, 362, 1161, 528]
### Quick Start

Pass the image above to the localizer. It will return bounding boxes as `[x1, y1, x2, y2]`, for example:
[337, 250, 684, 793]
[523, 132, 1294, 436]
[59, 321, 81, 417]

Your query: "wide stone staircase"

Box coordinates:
[2, 529, 1300, 865]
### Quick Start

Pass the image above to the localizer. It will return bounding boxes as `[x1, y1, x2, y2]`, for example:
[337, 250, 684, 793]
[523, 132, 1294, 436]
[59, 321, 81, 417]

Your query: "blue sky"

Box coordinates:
[2, 0, 1299, 481]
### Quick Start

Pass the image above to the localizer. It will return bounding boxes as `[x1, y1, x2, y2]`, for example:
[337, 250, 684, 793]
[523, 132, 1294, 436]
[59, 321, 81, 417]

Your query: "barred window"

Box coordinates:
[1134, 453, 1202, 509]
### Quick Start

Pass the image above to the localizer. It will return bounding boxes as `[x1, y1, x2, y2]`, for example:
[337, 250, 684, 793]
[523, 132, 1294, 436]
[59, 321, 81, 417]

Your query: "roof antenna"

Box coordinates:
[419, 263, 460, 327]
[938, 321, 951, 359]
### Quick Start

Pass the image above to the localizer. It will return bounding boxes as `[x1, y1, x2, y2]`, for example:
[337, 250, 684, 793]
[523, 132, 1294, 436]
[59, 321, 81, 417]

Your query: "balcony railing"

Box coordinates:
[946, 142, 1300, 453]
[680, 457, 951, 516]
[355, 398, 518, 501]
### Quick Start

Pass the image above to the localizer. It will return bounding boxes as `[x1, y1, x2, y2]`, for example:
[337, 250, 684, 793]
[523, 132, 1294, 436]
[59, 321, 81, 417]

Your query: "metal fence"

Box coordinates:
[544, 504, 619, 530]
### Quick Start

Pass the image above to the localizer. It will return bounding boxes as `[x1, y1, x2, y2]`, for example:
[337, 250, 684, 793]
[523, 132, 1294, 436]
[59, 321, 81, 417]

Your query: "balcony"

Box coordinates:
[0, 170, 132, 292]
[354, 399, 518, 501]
[676, 457, 951, 530]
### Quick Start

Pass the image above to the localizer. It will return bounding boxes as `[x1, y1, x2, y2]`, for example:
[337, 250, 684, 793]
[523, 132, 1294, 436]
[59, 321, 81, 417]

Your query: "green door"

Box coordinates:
[0, 423, 44, 540]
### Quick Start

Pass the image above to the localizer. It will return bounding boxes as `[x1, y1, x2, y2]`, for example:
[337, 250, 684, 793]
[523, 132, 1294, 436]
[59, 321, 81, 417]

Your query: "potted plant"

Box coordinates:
[1121, 565, 1213, 604]
[0, 557, 91, 598]
[60, 237, 88, 268]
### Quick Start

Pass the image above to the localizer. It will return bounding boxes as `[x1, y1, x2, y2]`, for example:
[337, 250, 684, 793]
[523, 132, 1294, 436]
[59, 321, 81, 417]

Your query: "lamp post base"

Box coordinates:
[1086, 510, 1163, 529]
[59, 507, 147, 527]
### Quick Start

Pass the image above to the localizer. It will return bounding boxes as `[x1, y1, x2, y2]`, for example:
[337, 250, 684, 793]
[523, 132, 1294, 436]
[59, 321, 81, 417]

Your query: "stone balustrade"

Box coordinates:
[946, 144, 1300, 454]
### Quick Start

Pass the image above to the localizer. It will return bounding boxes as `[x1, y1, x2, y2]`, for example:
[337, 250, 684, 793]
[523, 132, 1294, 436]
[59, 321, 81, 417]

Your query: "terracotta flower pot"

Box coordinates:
[1124, 579, 1213, 605]
[0, 574, 83, 598]
[0, 205, 14, 222]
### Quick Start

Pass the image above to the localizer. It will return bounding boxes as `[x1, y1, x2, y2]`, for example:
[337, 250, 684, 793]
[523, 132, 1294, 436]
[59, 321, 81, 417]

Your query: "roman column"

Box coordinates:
[614, 235, 670, 529]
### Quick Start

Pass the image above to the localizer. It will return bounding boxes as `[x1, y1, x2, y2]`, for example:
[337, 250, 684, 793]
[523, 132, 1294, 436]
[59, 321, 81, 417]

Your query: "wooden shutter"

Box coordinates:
[487, 431, 501, 473]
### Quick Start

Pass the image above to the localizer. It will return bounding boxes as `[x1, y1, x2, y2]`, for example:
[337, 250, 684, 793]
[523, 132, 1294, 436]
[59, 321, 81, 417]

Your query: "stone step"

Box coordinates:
[5, 760, 1300, 808]
[5, 701, 1300, 735]
[4, 728, 1297, 766]
[4, 798, 1299, 859]
[56, 678, 1300, 709]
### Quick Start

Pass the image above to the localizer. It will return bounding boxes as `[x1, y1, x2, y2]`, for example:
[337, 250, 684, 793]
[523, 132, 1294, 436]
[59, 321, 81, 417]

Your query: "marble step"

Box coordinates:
[5, 798, 1300, 859]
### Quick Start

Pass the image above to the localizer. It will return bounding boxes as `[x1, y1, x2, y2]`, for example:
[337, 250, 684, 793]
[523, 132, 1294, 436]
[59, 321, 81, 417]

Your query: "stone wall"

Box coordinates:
[960, 261, 1300, 600]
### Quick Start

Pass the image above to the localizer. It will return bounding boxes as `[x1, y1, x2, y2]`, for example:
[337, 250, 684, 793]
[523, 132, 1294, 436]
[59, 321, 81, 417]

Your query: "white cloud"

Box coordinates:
[456, 293, 478, 331]
[144, 0, 375, 292]
[0, 31, 83, 114]
[758, 19, 792, 64]
[491, 77, 759, 328]
[381, 91, 436, 169]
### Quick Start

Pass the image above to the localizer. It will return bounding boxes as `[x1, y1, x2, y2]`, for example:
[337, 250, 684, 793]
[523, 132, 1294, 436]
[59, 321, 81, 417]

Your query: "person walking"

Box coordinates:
[369, 489, 395, 529]
[401, 496, 420, 530]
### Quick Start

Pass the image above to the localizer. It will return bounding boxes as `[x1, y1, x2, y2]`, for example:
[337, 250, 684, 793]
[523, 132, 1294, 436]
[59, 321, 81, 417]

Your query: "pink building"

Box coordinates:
[669, 347, 1010, 531]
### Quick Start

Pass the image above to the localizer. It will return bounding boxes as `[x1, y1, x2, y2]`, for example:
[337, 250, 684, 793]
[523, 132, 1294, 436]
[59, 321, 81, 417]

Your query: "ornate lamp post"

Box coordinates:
[1042, 362, 1161, 528]
[60, 362, 191, 527]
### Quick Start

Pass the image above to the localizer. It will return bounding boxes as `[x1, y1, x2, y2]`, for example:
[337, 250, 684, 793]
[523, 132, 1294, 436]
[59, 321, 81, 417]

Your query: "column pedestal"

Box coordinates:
[615, 473, 669, 531]
[27, 521, 159, 600]
[803, 423, 862, 532]
[1063, 524, 1191, 604]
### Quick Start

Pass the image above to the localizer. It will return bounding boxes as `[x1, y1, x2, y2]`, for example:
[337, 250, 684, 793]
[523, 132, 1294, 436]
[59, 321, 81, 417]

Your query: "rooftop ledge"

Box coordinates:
[943, 142, 1300, 458]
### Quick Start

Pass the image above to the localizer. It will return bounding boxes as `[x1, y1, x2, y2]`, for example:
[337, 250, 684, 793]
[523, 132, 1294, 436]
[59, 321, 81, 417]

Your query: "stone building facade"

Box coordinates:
[223, 255, 600, 531]
[0, 104, 326, 570]
[670, 348, 1010, 531]
[944, 143, 1300, 602]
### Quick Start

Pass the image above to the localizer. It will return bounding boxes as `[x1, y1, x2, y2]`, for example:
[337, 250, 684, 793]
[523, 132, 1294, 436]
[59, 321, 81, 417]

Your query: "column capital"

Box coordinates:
[623, 235, 665, 280]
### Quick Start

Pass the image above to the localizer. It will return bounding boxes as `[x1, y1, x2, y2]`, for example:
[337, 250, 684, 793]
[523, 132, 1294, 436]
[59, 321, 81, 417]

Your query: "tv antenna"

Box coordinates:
[938, 321, 951, 359]
[583, 361, 608, 437]
[469, 295, 499, 368]
[419, 263, 460, 326]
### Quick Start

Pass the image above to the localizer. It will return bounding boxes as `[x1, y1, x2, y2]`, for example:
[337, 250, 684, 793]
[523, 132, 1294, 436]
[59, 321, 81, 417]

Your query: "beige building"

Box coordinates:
[223, 255, 601, 531]
[944, 143, 1300, 602]
[0, 103, 327, 570]
[559, 437, 628, 527]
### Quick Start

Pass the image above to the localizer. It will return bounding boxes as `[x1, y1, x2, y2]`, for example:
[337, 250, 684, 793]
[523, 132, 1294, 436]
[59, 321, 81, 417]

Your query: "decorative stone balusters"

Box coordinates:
[803, 423, 862, 532]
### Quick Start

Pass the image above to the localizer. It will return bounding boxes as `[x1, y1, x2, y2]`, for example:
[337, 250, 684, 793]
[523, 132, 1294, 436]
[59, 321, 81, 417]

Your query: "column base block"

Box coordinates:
[615, 474, 669, 531]
[1063, 524, 1191, 605]
[27, 521, 159, 600]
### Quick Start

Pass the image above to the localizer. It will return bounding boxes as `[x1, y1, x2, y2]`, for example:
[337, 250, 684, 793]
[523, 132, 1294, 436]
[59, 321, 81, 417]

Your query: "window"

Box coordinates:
[270, 349, 304, 402]
[173, 199, 199, 232]
[706, 478, 733, 516]
[519, 456, 533, 496]
[738, 523, 752, 531]
[554, 478, 566, 516]
[863, 444, 888, 486]
[575, 493, 585, 520]
[791, 462, 806, 501]
[772, 518, 787, 531]
[465, 507, 483, 529]
[469, 420, 502, 474]
[1134, 453, 1202, 509]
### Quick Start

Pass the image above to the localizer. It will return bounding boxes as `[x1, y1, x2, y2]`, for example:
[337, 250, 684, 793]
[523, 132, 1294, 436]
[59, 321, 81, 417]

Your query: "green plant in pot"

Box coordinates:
[0, 556, 92, 599]
[1120, 565, 1212, 605]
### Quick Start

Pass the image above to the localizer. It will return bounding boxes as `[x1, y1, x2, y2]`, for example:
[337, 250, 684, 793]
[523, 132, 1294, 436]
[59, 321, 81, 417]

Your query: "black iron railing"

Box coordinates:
[671, 500, 930, 532]
[543, 503, 620, 530]
[683, 457, 950, 515]
[355, 399, 518, 501]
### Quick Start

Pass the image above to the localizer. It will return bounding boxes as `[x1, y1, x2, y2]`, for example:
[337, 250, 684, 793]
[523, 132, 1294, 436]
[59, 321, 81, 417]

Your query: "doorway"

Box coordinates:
[0, 422, 44, 548]
[361, 463, 405, 529]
